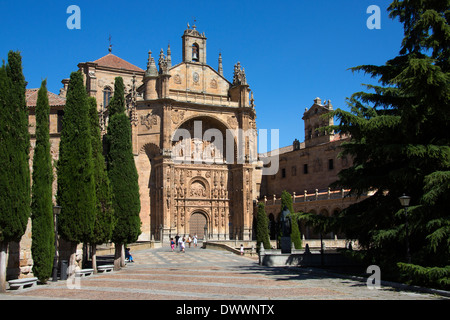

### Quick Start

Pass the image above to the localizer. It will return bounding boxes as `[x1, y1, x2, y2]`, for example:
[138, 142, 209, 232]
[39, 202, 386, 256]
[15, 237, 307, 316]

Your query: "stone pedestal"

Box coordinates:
[280, 236, 291, 254]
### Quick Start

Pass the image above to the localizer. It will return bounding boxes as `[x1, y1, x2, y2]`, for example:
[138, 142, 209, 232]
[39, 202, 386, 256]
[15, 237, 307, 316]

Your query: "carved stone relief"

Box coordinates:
[140, 112, 158, 130]
[190, 181, 207, 198]
[227, 116, 238, 129]
[171, 110, 185, 125]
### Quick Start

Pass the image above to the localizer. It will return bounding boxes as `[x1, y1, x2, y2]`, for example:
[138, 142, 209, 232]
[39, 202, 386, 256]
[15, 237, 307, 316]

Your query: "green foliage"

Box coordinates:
[397, 263, 450, 290]
[57, 71, 96, 244]
[299, 211, 336, 237]
[31, 80, 54, 283]
[106, 77, 141, 245]
[256, 203, 271, 251]
[326, 0, 450, 288]
[280, 190, 294, 214]
[0, 51, 30, 243]
[108, 77, 125, 117]
[289, 212, 302, 249]
[88, 97, 115, 245]
[279, 190, 302, 248]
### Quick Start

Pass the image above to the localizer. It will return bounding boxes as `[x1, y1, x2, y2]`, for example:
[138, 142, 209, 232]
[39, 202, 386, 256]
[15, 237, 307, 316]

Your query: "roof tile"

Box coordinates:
[93, 53, 144, 72]
[26, 89, 66, 107]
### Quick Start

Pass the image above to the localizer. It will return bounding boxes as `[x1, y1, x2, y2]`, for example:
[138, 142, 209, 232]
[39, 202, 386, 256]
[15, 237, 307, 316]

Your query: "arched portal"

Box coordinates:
[189, 211, 208, 239]
[172, 115, 238, 164]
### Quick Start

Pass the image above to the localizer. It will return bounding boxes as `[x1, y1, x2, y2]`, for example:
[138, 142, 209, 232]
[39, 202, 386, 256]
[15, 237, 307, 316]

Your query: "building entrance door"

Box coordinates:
[189, 212, 207, 239]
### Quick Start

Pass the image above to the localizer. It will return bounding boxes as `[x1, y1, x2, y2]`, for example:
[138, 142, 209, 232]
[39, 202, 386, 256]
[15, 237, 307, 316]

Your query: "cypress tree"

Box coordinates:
[0, 51, 31, 292]
[57, 71, 96, 270]
[31, 80, 54, 283]
[87, 96, 114, 272]
[290, 213, 302, 250]
[328, 0, 450, 288]
[106, 77, 141, 269]
[256, 203, 271, 252]
[280, 190, 294, 214]
[280, 190, 302, 249]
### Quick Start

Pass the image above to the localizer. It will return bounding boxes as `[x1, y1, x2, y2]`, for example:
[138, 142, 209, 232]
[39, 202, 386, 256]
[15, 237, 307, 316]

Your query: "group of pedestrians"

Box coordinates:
[170, 234, 198, 252]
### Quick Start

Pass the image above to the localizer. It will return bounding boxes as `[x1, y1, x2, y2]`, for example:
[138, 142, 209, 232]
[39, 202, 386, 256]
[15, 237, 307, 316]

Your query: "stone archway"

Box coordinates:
[189, 211, 208, 239]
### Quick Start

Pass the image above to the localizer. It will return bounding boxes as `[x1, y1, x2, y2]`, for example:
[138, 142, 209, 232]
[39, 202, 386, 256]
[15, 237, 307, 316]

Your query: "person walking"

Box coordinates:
[193, 234, 198, 248]
[175, 234, 180, 248]
[240, 244, 244, 256]
[170, 238, 175, 252]
[187, 235, 192, 248]
[179, 237, 185, 253]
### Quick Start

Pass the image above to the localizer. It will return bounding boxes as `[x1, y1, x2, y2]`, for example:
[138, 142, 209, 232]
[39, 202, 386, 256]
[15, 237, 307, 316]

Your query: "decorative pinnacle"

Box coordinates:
[108, 34, 113, 53]
[218, 52, 223, 76]
[146, 50, 158, 77]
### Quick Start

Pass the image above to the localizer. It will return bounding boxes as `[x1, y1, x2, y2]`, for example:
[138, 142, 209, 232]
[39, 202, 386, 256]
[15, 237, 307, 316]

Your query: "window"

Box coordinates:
[303, 164, 308, 174]
[281, 168, 286, 178]
[328, 159, 334, 170]
[103, 87, 112, 108]
[192, 43, 199, 62]
[57, 110, 64, 133]
[292, 166, 297, 176]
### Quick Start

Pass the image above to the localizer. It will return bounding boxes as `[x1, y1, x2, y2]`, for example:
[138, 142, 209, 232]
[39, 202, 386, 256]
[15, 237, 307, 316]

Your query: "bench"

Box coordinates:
[97, 264, 114, 273]
[75, 268, 94, 277]
[8, 277, 38, 290]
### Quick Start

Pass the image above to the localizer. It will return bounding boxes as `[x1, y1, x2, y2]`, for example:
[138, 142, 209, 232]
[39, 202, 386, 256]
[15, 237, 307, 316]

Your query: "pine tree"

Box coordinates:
[256, 203, 271, 252]
[31, 80, 54, 283]
[57, 71, 96, 270]
[0, 51, 31, 292]
[328, 0, 450, 288]
[105, 77, 141, 269]
[87, 96, 114, 272]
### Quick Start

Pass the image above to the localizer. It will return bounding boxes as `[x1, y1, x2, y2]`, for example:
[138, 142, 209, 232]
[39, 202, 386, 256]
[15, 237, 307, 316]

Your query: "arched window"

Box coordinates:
[103, 86, 112, 108]
[192, 43, 199, 62]
[314, 125, 320, 137]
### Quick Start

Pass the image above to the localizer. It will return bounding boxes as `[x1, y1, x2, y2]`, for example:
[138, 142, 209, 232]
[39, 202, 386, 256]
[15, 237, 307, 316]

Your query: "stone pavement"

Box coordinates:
[0, 244, 448, 300]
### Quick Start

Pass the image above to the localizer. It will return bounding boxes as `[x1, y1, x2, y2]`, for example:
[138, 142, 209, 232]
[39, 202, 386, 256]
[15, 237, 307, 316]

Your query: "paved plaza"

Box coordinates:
[0, 245, 448, 300]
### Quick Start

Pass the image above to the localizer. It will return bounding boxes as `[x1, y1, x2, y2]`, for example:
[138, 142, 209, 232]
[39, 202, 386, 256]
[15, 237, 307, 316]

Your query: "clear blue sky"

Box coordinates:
[0, 0, 404, 149]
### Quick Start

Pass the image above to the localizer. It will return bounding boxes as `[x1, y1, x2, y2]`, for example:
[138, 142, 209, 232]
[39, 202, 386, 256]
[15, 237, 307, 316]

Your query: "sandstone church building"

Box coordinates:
[18, 25, 365, 278]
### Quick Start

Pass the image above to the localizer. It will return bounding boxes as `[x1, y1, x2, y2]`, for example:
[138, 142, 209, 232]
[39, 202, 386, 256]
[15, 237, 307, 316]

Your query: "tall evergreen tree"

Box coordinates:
[328, 0, 450, 288]
[256, 203, 271, 252]
[106, 77, 141, 269]
[0, 51, 31, 292]
[280, 190, 302, 249]
[280, 190, 294, 214]
[290, 213, 302, 250]
[57, 71, 96, 271]
[31, 80, 54, 283]
[87, 96, 114, 272]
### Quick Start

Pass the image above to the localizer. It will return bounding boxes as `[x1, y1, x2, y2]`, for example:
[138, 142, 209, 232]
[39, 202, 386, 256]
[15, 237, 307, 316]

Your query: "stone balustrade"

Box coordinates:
[261, 188, 352, 206]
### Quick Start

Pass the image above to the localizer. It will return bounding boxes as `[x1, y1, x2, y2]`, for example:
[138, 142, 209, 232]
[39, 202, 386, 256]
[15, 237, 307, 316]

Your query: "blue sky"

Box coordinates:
[0, 0, 404, 149]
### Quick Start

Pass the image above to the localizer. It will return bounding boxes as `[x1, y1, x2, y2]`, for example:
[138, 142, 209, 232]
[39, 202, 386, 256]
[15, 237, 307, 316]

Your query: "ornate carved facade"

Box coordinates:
[131, 25, 258, 242]
[78, 25, 260, 242]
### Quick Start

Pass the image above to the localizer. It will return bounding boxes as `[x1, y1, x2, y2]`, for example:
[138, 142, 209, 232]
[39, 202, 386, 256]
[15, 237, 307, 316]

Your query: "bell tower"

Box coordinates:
[303, 97, 334, 148]
[182, 22, 207, 64]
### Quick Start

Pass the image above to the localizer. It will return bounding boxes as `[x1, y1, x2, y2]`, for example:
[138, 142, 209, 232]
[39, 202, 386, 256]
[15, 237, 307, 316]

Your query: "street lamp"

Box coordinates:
[52, 205, 62, 281]
[398, 194, 411, 263]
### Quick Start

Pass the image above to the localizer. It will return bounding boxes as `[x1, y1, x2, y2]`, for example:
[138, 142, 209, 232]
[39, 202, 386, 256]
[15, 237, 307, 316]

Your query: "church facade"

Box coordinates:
[29, 25, 362, 245]
[13, 24, 367, 279]
[76, 25, 261, 242]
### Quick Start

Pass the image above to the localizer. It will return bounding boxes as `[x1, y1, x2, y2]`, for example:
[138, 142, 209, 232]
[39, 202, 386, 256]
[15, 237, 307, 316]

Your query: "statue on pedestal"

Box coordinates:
[280, 206, 292, 253]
